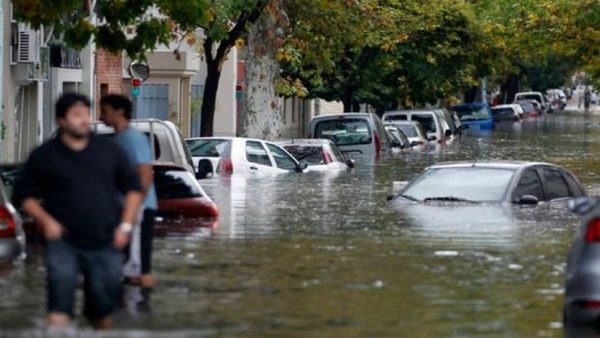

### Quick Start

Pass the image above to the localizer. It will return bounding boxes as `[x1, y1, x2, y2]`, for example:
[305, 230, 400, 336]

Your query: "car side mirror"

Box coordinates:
[296, 161, 308, 172]
[386, 194, 396, 201]
[346, 158, 355, 169]
[568, 197, 598, 216]
[445, 130, 452, 138]
[196, 159, 213, 180]
[391, 141, 402, 148]
[410, 141, 419, 147]
[516, 195, 539, 205]
[428, 136, 437, 141]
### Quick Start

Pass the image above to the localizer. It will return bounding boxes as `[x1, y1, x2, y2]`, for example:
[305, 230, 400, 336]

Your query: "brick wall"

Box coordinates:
[95, 49, 125, 113]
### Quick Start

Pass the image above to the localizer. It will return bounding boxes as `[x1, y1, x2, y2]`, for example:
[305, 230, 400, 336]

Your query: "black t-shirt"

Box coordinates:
[12, 134, 142, 248]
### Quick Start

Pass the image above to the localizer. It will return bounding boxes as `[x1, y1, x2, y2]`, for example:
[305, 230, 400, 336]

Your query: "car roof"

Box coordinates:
[186, 137, 233, 141]
[278, 139, 330, 146]
[427, 160, 554, 170]
[385, 109, 436, 115]
[516, 91, 543, 95]
[492, 104, 519, 109]
[311, 113, 373, 121]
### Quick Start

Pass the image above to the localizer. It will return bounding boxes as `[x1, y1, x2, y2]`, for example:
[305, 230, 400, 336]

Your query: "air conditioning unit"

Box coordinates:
[17, 30, 37, 63]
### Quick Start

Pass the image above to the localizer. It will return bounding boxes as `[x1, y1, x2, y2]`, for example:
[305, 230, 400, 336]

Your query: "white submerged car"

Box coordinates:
[215, 138, 307, 176]
[277, 139, 355, 172]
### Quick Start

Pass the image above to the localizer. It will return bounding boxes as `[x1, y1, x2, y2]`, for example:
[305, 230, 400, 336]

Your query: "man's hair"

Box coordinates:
[100, 94, 133, 120]
[55, 93, 91, 121]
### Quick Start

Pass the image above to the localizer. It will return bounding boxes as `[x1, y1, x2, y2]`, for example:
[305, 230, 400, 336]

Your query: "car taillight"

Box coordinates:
[575, 300, 600, 309]
[219, 158, 233, 176]
[0, 205, 16, 238]
[374, 132, 381, 156]
[322, 151, 332, 164]
[585, 218, 600, 242]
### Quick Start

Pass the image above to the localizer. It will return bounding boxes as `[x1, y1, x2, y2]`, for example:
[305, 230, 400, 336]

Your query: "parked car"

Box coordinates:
[491, 104, 523, 122]
[435, 109, 463, 136]
[389, 161, 585, 205]
[451, 103, 495, 132]
[547, 89, 567, 110]
[309, 113, 392, 161]
[389, 121, 429, 147]
[0, 177, 25, 261]
[519, 101, 538, 118]
[216, 138, 307, 176]
[185, 137, 231, 178]
[92, 119, 195, 174]
[514, 91, 549, 113]
[278, 139, 355, 172]
[384, 124, 412, 152]
[153, 163, 219, 236]
[382, 110, 450, 143]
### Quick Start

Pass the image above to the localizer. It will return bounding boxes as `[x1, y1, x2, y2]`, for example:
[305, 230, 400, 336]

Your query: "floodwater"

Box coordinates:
[2, 112, 600, 337]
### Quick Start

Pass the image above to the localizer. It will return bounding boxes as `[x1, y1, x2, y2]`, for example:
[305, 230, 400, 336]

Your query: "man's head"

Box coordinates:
[55, 93, 92, 139]
[100, 94, 133, 127]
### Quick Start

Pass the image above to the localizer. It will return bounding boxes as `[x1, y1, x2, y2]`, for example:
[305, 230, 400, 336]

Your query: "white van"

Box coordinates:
[382, 110, 450, 143]
[514, 92, 548, 113]
[308, 113, 392, 161]
[92, 119, 195, 174]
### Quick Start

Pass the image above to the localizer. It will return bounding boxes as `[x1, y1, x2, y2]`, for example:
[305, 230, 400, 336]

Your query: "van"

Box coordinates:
[514, 92, 548, 113]
[309, 113, 392, 161]
[382, 110, 450, 143]
[92, 119, 195, 174]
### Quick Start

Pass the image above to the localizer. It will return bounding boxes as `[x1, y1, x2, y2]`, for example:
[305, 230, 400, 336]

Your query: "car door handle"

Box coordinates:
[250, 166, 258, 170]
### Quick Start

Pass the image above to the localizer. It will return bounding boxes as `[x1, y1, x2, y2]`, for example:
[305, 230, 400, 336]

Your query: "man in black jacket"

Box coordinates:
[12, 93, 143, 329]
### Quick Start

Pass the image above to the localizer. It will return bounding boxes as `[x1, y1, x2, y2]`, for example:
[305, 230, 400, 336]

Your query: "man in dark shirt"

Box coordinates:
[12, 93, 143, 329]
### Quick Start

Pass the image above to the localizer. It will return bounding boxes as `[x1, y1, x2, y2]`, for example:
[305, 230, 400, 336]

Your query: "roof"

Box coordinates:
[516, 91, 543, 95]
[277, 139, 331, 146]
[428, 160, 552, 170]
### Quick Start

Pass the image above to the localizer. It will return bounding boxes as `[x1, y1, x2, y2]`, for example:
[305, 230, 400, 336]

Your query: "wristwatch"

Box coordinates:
[119, 222, 133, 234]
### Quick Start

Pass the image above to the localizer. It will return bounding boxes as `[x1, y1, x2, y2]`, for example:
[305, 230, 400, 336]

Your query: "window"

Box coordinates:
[284, 145, 323, 165]
[246, 141, 272, 166]
[314, 119, 372, 146]
[385, 115, 408, 122]
[513, 170, 544, 201]
[564, 172, 585, 197]
[187, 139, 228, 157]
[411, 114, 437, 133]
[154, 168, 204, 199]
[396, 124, 418, 138]
[543, 169, 570, 200]
[454, 107, 491, 121]
[267, 144, 298, 170]
[330, 143, 346, 163]
[403, 167, 515, 202]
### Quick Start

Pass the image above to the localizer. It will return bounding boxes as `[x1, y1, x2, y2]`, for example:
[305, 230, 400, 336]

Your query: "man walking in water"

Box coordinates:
[13, 93, 143, 329]
[100, 94, 158, 288]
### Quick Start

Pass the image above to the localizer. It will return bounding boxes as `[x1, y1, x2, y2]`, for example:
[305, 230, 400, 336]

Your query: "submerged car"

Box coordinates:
[185, 137, 231, 178]
[390, 121, 429, 147]
[491, 104, 523, 122]
[389, 161, 585, 205]
[0, 176, 25, 261]
[452, 103, 495, 132]
[153, 163, 219, 236]
[278, 139, 355, 172]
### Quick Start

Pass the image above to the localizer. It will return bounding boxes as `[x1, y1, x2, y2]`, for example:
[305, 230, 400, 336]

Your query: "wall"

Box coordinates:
[95, 49, 123, 114]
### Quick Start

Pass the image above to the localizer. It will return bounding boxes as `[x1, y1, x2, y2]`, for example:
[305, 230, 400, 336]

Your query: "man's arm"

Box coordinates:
[22, 198, 63, 240]
[137, 164, 153, 196]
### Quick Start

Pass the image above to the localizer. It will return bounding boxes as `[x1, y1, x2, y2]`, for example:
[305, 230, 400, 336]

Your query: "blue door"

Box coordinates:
[133, 84, 169, 120]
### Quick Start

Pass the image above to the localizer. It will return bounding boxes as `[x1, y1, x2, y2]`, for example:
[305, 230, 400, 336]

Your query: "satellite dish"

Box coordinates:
[128, 61, 150, 82]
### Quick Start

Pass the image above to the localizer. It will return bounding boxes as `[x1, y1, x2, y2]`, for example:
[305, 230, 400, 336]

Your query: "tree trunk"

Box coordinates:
[242, 3, 289, 139]
[342, 86, 353, 112]
[500, 73, 520, 104]
[464, 86, 478, 103]
[200, 61, 221, 136]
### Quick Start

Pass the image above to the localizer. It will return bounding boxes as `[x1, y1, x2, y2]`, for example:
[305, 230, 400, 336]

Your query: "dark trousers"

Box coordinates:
[45, 238, 122, 321]
[140, 209, 156, 274]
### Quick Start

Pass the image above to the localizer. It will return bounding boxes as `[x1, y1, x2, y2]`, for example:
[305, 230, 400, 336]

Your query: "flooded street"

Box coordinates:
[3, 112, 600, 337]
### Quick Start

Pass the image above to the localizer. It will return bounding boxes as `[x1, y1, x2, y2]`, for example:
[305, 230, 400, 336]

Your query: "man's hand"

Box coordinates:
[113, 228, 130, 249]
[44, 219, 63, 240]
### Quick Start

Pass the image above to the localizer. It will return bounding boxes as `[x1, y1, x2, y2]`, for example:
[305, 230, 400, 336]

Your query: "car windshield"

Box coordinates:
[517, 94, 542, 102]
[283, 145, 324, 165]
[154, 168, 204, 199]
[396, 124, 418, 138]
[411, 114, 436, 133]
[403, 167, 515, 202]
[186, 139, 228, 157]
[454, 107, 491, 121]
[314, 119, 372, 146]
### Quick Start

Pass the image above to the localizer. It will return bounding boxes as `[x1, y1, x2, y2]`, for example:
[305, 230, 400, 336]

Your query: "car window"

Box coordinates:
[396, 124, 418, 138]
[314, 119, 372, 146]
[454, 107, 491, 121]
[246, 141, 273, 166]
[411, 114, 437, 133]
[543, 168, 570, 200]
[187, 139, 227, 157]
[384, 114, 408, 122]
[267, 144, 298, 170]
[154, 168, 204, 199]
[403, 167, 515, 202]
[563, 172, 585, 197]
[513, 169, 544, 201]
[330, 143, 346, 162]
[284, 145, 323, 165]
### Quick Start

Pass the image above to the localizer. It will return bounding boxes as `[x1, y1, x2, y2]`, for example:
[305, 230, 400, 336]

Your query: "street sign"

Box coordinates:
[131, 87, 140, 97]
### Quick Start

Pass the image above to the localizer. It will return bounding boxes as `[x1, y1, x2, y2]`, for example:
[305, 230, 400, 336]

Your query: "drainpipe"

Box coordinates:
[0, 2, 4, 158]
